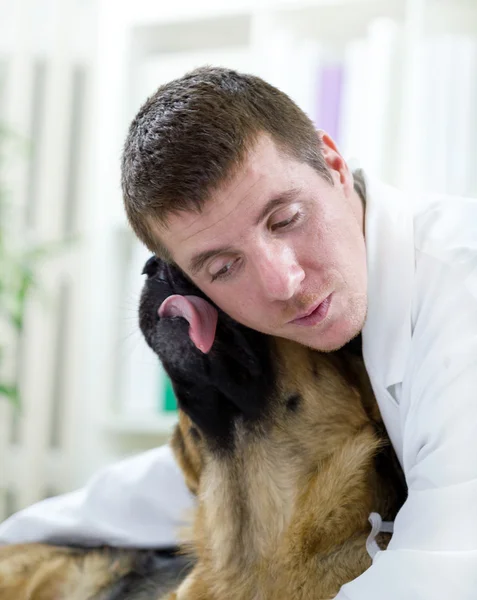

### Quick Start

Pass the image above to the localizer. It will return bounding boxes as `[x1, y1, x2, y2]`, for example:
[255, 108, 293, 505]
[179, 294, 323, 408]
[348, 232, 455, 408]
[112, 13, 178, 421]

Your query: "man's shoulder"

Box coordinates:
[412, 191, 477, 264]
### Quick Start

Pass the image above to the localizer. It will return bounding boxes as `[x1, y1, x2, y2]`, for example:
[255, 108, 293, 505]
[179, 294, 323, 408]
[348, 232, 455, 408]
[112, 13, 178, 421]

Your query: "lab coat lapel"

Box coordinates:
[361, 175, 415, 399]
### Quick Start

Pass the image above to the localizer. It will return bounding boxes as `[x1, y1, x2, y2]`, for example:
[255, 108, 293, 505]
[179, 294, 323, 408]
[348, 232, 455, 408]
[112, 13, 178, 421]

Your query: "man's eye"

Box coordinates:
[210, 259, 238, 282]
[270, 212, 302, 232]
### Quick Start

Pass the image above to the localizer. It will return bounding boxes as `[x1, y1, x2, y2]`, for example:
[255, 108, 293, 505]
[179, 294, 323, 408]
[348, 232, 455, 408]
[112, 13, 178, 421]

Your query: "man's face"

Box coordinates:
[157, 133, 367, 352]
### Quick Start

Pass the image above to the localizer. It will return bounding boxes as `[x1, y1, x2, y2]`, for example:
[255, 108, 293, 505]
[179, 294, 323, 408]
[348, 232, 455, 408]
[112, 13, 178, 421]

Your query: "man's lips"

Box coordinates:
[289, 294, 332, 326]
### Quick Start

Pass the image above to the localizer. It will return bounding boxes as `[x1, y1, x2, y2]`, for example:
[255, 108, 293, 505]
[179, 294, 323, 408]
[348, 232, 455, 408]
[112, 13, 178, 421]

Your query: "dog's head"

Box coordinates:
[139, 256, 276, 451]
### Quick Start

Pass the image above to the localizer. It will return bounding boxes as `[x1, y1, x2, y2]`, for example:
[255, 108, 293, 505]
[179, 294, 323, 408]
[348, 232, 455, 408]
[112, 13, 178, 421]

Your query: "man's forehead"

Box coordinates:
[152, 136, 294, 264]
[160, 172, 273, 242]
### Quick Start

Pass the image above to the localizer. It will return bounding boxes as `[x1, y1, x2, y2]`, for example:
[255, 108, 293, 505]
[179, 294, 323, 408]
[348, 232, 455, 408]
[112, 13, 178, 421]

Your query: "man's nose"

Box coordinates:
[253, 242, 305, 302]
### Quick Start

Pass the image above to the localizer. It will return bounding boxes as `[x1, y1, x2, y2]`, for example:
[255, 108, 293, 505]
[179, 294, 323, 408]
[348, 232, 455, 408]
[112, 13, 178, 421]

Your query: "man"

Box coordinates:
[1, 67, 476, 599]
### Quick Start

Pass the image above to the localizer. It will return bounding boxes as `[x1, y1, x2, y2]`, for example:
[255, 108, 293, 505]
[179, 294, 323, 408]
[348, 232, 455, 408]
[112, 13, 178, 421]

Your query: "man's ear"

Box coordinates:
[317, 130, 354, 198]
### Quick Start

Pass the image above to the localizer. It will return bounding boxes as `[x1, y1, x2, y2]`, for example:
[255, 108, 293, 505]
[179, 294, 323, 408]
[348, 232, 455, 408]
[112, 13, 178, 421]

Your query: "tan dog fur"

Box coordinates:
[0, 338, 403, 600]
[167, 338, 402, 600]
[0, 543, 140, 599]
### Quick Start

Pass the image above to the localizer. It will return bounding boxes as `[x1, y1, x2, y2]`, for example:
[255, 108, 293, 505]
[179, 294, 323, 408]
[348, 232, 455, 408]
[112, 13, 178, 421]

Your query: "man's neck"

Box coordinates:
[353, 168, 367, 204]
[351, 168, 366, 234]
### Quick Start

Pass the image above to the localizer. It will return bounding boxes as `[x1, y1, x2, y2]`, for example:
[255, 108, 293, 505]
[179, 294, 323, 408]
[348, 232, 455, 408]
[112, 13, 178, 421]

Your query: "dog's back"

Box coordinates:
[0, 543, 193, 600]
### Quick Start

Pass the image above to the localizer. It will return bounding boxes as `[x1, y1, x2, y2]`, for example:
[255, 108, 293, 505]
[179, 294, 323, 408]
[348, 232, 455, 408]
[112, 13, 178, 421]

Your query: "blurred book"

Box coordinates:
[318, 62, 343, 143]
[422, 35, 454, 193]
[339, 18, 402, 180]
[339, 37, 369, 169]
[415, 34, 477, 196]
[447, 36, 477, 197]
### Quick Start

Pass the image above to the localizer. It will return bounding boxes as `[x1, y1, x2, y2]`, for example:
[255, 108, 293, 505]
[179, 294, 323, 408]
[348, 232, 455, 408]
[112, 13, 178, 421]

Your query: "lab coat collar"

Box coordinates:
[361, 173, 415, 389]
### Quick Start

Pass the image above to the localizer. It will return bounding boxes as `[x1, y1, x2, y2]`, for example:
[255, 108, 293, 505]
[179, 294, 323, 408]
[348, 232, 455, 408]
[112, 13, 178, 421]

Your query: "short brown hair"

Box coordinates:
[121, 66, 332, 260]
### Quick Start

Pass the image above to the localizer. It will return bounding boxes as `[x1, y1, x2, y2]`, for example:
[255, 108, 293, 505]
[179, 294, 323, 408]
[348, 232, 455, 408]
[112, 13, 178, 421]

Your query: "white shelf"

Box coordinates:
[268, 0, 405, 40]
[102, 413, 178, 436]
[118, 0, 405, 27]
[427, 0, 477, 35]
[122, 0, 254, 26]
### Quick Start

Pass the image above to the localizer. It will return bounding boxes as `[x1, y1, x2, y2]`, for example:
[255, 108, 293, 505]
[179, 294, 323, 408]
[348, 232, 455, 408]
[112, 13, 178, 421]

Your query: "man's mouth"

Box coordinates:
[289, 294, 332, 327]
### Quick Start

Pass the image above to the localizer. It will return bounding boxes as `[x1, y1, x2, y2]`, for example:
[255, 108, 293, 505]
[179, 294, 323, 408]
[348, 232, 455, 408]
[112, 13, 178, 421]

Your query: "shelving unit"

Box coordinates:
[103, 414, 179, 436]
[1, 0, 476, 515]
[92, 0, 477, 461]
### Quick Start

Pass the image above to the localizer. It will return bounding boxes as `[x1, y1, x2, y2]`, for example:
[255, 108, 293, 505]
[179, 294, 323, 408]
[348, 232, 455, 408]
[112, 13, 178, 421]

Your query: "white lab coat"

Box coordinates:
[1, 174, 477, 599]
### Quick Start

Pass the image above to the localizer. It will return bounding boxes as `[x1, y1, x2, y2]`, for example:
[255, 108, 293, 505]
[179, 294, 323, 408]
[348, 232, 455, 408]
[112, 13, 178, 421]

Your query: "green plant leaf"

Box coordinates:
[0, 383, 20, 408]
[0, 125, 72, 408]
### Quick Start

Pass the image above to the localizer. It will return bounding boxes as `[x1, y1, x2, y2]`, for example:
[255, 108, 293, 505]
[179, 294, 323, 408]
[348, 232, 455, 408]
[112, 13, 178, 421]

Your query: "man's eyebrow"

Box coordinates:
[188, 188, 300, 276]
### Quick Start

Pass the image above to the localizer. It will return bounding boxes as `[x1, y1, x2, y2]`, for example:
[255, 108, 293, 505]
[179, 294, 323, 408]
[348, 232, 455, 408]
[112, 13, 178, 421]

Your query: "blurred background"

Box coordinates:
[0, 0, 476, 521]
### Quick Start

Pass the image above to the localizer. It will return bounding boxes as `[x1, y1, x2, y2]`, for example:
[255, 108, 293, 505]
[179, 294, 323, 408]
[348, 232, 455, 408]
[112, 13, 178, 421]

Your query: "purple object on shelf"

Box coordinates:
[317, 64, 343, 144]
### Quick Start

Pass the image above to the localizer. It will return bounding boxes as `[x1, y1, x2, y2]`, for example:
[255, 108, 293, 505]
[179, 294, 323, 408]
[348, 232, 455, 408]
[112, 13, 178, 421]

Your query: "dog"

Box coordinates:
[0, 257, 406, 599]
[0, 543, 192, 600]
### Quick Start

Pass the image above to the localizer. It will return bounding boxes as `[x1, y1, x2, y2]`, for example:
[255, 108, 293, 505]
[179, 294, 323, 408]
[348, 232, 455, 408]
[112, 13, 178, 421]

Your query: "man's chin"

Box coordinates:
[298, 338, 352, 353]
[308, 330, 363, 353]
[289, 318, 365, 353]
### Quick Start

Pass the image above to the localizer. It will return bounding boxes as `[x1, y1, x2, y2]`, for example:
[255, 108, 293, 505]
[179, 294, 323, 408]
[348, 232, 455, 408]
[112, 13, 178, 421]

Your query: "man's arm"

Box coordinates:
[0, 444, 195, 548]
[336, 253, 477, 599]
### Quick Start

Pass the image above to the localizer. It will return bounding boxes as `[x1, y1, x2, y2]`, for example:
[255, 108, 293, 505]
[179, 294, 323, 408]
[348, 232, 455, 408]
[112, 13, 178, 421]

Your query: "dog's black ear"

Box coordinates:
[141, 256, 207, 300]
[142, 255, 160, 277]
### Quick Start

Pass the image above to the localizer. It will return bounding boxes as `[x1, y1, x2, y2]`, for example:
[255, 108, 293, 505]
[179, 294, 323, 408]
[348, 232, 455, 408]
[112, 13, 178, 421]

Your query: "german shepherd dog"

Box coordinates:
[0, 257, 406, 600]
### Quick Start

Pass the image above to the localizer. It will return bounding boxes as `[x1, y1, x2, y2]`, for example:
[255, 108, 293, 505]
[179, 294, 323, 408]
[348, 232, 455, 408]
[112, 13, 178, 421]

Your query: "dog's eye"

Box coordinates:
[286, 394, 302, 413]
[142, 255, 159, 277]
